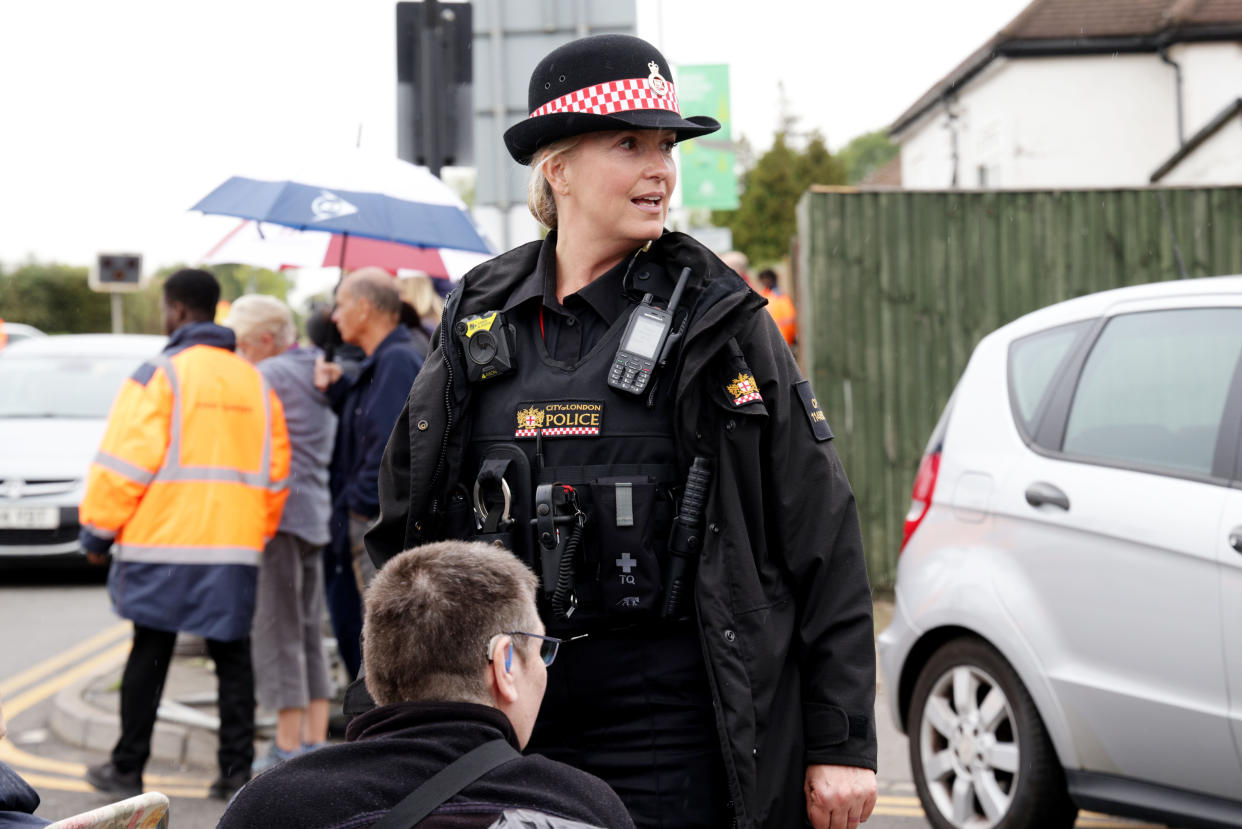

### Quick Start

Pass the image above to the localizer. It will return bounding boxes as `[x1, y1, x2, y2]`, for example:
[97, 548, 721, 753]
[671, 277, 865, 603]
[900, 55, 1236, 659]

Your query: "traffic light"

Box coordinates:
[396, 0, 473, 177]
[89, 253, 143, 293]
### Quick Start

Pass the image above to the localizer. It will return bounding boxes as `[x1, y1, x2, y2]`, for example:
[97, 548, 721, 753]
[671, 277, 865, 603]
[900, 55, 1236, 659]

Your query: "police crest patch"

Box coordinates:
[647, 61, 669, 96]
[514, 400, 603, 438]
[726, 373, 763, 406]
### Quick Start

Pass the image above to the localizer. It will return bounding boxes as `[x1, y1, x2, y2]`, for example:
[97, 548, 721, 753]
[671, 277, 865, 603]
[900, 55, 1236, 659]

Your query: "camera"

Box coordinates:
[455, 310, 516, 383]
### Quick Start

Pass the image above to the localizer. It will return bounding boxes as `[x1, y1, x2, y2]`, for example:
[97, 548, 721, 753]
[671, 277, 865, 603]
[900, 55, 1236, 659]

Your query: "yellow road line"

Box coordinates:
[1, 638, 208, 791]
[21, 771, 207, 799]
[872, 805, 926, 817]
[3, 641, 131, 721]
[870, 800, 1162, 827]
[0, 621, 131, 698]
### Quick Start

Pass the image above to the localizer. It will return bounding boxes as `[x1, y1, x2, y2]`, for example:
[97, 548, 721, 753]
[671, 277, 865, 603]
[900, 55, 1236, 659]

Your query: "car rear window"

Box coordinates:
[1063, 308, 1242, 476]
[0, 354, 143, 418]
[1008, 321, 1089, 438]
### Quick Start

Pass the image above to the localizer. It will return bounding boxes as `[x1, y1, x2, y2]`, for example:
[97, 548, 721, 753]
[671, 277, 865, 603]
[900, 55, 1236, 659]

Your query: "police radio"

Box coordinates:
[608, 266, 692, 395]
[456, 310, 516, 383]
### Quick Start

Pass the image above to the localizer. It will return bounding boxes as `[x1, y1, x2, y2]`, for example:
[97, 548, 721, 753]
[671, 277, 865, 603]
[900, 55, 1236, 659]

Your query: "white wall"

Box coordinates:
[1160, 116, 1242, 185]
[1175, 41, 1242, 138]
[898, 44, 1242, 189]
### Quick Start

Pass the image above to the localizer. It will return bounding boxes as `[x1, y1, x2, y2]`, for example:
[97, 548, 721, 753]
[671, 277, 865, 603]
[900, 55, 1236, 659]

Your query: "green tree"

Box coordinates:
[0, 261, 293, 336]
[175, 263, 295, 303]
[0, 263, 110, 333]
[711, 131, 846, 264]
[838, 129, 899, 185]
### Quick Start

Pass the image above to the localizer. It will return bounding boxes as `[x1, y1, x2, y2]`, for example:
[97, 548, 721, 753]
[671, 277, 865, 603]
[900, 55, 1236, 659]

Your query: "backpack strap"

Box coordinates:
[370, 739, 521, 829]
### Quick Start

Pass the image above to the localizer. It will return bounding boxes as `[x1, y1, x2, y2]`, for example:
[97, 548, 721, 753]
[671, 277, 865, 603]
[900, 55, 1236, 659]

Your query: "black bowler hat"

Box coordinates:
[503, 34, 721, 165]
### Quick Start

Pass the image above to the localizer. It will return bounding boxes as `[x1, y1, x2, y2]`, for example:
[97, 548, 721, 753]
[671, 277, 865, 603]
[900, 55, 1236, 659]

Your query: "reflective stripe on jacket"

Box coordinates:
[80, 322, 291, 639]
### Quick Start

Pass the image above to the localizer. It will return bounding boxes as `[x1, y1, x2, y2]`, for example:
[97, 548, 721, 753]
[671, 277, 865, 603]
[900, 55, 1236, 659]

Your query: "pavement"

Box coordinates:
[47, 635, 287, 771]
[48, 599, 899, 772]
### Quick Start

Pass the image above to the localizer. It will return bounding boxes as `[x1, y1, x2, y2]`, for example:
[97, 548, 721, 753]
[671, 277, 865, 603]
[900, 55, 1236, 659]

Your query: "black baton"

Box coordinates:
[661, 457, 713, 619]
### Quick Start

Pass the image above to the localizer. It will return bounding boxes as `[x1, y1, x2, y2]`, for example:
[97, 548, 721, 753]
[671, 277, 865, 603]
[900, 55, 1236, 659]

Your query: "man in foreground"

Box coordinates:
[218, 540, 635, 828]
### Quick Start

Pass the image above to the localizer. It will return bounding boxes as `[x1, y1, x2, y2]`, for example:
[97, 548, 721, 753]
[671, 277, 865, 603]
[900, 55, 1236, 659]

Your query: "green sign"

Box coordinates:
[676, 64, 738, 210]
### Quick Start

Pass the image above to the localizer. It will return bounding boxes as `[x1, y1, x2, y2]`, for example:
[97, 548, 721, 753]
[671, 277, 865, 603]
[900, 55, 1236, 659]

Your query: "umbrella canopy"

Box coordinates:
[201, 220, 491, 281]
[191, 150, 493, 255]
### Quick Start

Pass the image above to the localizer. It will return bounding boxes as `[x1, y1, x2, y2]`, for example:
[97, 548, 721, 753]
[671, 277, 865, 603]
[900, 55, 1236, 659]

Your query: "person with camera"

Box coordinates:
[313, 267, 423, 680]
[365, 34, 877, 829]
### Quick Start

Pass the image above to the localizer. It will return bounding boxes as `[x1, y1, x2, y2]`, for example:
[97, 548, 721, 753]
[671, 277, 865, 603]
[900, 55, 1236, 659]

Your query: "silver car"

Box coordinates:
[878, 275, 1242, 828]
[0, 334, 165, 566]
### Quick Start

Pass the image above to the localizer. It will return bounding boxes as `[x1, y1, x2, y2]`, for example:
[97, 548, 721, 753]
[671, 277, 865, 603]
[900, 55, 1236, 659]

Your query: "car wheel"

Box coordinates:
[908, 637, 1077, 829]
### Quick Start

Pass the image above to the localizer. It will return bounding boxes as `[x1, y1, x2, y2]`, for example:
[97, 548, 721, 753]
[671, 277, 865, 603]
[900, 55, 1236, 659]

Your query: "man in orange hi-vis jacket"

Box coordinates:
[79, 268, 291, 802]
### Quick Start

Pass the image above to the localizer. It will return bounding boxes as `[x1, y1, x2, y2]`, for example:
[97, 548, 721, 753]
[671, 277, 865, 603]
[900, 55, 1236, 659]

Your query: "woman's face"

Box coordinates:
[556, 129, 677, 246]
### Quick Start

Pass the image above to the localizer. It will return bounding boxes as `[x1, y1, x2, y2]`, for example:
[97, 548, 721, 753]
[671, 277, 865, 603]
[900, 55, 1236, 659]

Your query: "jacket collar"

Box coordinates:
[344, 699, 520, 749]
[453, 230, 757, 326]
[163, 320, 236, 356]
[359, 324, 415, 373]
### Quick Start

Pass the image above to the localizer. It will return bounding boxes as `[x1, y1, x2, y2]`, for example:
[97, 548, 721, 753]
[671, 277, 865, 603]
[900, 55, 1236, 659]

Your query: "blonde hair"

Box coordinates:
[526, 136, 583, 229]
[397, 275, 443, 322]
[226, 294, 296, 350]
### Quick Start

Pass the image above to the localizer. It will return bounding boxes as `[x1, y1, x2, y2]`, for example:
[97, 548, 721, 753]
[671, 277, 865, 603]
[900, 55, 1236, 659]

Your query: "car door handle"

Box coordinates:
[1025, 482, 1070, 511]
[1229, 527, 1242, 554]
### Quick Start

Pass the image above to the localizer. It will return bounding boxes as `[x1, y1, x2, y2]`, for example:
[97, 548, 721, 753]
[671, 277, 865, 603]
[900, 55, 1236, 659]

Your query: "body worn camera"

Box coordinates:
[456, 310, 516, 383]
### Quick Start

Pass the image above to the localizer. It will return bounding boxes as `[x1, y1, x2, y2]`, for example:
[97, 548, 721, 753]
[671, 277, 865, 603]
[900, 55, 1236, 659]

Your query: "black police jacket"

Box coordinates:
[367, 231, 877, 829]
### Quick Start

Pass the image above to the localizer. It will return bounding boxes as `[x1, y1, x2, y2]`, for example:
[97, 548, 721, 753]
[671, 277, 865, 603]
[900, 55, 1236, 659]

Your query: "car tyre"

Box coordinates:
[908, 637, 1077, 829]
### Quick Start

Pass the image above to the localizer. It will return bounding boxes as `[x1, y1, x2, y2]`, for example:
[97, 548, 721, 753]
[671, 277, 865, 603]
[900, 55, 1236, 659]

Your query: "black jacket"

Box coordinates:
[217, 702, 635, 829]
[0, 762, 49, 828]
[327, 325, 424, 522]
[367, 232, 877, 829]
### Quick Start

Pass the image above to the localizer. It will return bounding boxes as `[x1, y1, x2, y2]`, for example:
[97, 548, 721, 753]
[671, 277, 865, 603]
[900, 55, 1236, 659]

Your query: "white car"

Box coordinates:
[0, 321, 46, 348]
[0, 334, 165, 566]
[878, 275, 1242, 828]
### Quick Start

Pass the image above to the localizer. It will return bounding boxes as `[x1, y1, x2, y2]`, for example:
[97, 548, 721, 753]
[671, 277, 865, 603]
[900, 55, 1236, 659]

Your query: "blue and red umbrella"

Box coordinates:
[192, 150, 493, 278]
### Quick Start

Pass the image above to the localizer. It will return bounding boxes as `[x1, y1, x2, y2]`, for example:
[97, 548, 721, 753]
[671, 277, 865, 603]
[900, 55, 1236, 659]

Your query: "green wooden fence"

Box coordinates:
[795, 186, 1242, 587]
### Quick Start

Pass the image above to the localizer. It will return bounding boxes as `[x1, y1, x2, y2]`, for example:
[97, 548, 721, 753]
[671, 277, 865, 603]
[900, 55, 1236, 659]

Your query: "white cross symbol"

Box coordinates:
[615, 552, 636, 574]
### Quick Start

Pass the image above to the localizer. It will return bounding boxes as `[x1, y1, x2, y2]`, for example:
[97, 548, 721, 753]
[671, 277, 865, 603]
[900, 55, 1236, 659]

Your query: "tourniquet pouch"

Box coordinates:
[539, 463, 675, 629]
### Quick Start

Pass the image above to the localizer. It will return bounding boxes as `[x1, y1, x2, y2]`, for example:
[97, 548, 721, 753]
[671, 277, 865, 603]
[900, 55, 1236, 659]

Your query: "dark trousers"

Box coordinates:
[112, 624, 255, 779]
[323, 526, 362, 681]
[526, 622, 730, 829]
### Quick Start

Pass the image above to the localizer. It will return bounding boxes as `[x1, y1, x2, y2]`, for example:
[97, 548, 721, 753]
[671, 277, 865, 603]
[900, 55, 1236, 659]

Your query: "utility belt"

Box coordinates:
[449, 445, 711, 636]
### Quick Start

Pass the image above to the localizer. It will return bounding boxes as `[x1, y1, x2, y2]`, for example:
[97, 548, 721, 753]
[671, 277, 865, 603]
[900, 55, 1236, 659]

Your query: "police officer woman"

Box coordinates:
[367, 34, 878, 829]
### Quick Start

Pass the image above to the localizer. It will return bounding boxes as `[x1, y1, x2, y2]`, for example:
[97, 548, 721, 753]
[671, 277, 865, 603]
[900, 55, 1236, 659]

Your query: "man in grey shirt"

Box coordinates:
[228, 295, 336, 771]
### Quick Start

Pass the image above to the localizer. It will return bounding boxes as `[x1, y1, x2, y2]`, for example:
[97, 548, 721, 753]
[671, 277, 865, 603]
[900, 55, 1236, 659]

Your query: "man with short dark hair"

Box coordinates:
[314, 267, 423, 680]
[80, 268, 291, 801]
[218, 541, 636, 829]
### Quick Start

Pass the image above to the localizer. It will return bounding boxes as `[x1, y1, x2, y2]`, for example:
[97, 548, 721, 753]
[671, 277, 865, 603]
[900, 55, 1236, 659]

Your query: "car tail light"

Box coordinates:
[900, 451, 941, 552]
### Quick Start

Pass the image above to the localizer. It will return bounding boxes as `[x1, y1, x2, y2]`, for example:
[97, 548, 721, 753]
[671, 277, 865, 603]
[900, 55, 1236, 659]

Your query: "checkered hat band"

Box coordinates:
[530, 78, 680, 118]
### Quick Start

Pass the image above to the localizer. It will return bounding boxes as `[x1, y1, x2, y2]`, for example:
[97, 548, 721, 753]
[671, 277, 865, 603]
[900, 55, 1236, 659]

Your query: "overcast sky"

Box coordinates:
[0, 0, 1030, 270]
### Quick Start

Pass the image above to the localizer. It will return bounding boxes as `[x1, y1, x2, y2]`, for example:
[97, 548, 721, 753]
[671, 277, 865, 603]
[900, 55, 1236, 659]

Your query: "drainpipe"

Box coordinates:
[1158, 45, 1185, 145]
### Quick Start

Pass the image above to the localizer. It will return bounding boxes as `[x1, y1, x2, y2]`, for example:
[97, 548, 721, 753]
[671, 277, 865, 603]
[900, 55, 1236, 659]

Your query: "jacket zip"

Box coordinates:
[425, 296, 459, 528]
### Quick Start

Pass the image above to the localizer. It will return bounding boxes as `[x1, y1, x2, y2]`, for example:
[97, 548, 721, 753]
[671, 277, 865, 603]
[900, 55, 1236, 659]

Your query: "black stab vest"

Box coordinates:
[461, 299, 680, 635]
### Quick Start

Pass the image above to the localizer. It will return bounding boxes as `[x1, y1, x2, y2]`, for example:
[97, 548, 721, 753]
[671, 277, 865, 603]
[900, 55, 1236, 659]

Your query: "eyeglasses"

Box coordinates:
[487, 631, 562, 667]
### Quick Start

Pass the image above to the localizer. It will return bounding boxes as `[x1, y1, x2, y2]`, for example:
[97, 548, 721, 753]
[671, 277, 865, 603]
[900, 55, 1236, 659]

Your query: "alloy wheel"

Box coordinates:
[918, 663, 1020, 828]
